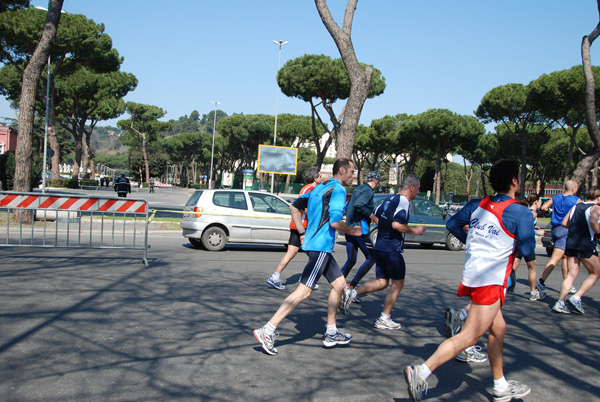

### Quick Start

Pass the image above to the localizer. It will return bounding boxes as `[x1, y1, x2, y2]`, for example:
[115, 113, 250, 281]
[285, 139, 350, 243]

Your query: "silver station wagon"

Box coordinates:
[181, 189, 292, 251]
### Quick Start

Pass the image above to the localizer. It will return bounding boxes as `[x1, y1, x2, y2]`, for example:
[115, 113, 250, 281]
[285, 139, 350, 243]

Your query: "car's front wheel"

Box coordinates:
[202, 226, 227, 251]
[445, 233, 463, 251]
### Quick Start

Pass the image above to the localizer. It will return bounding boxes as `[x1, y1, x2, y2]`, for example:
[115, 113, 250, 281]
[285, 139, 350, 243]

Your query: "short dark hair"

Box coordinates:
[526, 193, 540, 206]
[489, 159, 519, 194]
[304, 167, 320, 183]
[333, 158, 353, 175]
[585, 186, 600, 201]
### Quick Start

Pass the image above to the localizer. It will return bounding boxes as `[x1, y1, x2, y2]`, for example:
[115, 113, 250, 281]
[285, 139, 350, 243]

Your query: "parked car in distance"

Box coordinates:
[369, 194, 463, 251]
[180, 189, 292, 251]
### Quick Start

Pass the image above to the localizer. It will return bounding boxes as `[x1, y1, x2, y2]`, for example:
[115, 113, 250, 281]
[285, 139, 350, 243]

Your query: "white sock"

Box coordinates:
[271, 272, 280, 281]
[380, 312, 390, 320]
[419, 363, 432, 380]
[264, 322, 277, 337]
[326, 324, 337, 336]
[459, 308, 468, 320]
[493, 376, 509, 391]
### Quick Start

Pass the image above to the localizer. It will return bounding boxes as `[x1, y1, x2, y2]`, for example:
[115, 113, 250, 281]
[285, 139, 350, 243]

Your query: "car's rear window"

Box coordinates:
[212, 191, 248, 210]
[185, 190, 204, 206]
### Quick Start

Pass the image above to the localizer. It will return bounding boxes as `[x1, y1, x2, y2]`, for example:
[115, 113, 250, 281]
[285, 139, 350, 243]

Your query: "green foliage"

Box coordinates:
[95, 152, 128, 169]
[200, 109, 228, 134]
[91, 126, 127, 154]
[277, 54, 385, 102]
[0, 0, 29, 12]
[62, 178, 79, 188]
[118, 102, 170, 147]
[167, 109, 229, 136]
[127, 141, 169, 181]
[78, 179, 98, 187]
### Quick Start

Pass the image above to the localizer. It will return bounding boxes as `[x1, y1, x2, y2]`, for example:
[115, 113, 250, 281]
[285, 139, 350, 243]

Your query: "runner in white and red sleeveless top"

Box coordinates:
[404, 159, 536, 402]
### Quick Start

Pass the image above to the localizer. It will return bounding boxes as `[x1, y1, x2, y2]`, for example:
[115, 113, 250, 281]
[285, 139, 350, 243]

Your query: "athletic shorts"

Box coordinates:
[457, 283, 506, 306]
[551, 225, 569, 250]
[299, 250, 343, 288]
[515, 249, 536, 262]
[374, 250, 406, 280]
[565, 248, 598, 259]
[287, 228, 302, 248]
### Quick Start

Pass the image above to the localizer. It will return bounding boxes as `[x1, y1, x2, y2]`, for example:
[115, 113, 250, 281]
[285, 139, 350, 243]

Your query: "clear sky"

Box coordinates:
[1, 0, 598, 129]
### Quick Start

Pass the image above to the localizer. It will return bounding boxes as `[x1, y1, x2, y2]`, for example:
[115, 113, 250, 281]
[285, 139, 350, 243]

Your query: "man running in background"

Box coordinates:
[339, 174, 424, 330]
[537, 180, 580, 298]
[341, 170, 380, 294]
[404, 159, 535, 402]
[552, 186, 600, 314]
[253, 158, 362, 355]
[267, 167, 323, 290]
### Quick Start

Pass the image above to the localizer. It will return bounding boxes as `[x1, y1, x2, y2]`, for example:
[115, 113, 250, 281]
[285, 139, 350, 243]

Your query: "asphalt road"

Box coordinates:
[0, 219, 599, 401]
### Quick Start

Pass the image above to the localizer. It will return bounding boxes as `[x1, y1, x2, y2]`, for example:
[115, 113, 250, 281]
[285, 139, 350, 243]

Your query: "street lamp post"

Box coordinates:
[271, 39, 288, 193]
[209, 101, 220, 189]
[35, 6, 65, 193]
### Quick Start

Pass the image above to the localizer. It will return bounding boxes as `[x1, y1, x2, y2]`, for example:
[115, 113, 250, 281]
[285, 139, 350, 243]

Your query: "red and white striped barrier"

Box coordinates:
[0, 193, 147, 213]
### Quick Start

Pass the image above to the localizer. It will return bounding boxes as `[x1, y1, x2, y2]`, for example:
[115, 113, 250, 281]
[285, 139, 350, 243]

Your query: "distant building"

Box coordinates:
[0, 125, 18, 154]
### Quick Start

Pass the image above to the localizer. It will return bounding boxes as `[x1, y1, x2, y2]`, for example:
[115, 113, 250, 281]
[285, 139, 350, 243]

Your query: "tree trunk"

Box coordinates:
[46, 76, 61, 180]
[563, 125, 579, 182]
[520, 134, 527, 196]
[82, 137, 90, 179]
[84, 130, 94, 179]
[315, 0, 373, 159]
[434, 143, 442, 204]
[572, 2, 600, 184]
[72, 127, 83, 179]
[14, 0, 64, 195]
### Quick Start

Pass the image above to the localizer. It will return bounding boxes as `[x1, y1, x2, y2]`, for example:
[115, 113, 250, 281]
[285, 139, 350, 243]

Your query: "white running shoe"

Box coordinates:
[455, 345, 487, 363]
[493, 380, 531, 402]
[404, 365, 428, 402]
[374, 316, 401, 330]
[267, 276, 285, 290]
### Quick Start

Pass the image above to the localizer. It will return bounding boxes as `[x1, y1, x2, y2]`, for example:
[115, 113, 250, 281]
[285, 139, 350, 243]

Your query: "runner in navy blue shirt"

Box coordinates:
[253, 158, 362, 355]
[344, 174, 425, 329]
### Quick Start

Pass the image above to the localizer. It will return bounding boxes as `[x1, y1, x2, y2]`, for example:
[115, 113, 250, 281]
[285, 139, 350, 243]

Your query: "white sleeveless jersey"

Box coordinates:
[462, 197, 518, 288]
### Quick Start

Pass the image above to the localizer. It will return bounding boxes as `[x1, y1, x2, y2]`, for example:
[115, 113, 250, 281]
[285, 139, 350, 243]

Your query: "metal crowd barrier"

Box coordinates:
[0, 191, 150, 266]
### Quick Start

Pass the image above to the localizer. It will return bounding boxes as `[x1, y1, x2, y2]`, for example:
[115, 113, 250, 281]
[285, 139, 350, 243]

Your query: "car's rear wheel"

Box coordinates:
[370, 228, 378, 245]
[202, 226, 227, 251]
[189, 238, 203, 249]
[445, 233, 463, 251]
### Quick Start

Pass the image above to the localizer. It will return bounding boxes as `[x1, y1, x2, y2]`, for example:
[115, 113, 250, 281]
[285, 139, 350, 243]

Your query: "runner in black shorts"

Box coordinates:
[552, 187, 600, 314]
[266, 167, 322, 290]
[342, 175, 425, 330]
